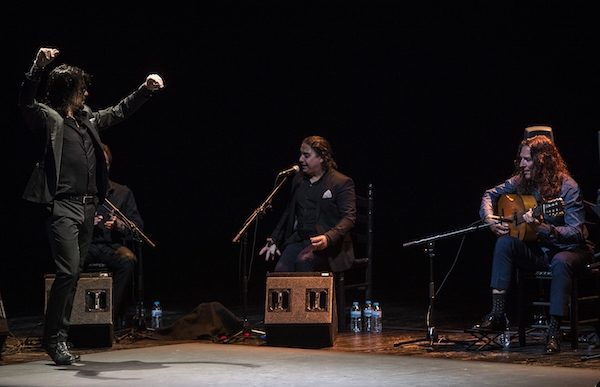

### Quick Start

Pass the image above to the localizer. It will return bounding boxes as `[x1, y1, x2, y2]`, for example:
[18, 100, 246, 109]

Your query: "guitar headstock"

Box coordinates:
[539, 198, 565, 217]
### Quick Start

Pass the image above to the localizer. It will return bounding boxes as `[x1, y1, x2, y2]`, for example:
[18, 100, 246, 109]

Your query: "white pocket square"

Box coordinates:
[322, 189, 332, 199]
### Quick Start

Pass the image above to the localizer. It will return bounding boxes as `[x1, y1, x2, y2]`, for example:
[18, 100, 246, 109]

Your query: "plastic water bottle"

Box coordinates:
[372, 301, 382, 333]
[350, 301, 362, 333]
[363, 300, 373, 333]
[151, 301, 163, 329]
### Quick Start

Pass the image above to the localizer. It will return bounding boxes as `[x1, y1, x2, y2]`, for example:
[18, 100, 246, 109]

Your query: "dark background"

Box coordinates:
[2, 4, 599, 321]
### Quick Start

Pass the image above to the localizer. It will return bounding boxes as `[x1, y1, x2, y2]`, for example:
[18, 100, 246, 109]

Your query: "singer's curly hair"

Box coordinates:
[302, 135, 338, 170]
[513, 134, 570, 200]
[45, 64, 91, 114]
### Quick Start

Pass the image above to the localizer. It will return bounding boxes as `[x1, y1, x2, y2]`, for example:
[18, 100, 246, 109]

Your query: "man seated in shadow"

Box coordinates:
[86, 144, 144, 329]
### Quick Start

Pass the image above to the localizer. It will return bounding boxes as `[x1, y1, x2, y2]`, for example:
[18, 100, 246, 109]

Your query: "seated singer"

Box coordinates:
[259, 135, 356, 273]
[473, 135, 592, 353]
[86, 144, 144, 328]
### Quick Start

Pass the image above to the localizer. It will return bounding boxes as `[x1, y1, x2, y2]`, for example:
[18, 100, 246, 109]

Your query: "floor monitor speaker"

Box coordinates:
[264, 272, 337, 348]
[44, 272, 113, 348]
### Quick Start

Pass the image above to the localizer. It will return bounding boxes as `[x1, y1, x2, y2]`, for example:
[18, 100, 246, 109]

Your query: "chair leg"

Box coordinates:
[335, 272, 346, 332]
[570, 278, 579, 350]
[517, 273, 528, 347]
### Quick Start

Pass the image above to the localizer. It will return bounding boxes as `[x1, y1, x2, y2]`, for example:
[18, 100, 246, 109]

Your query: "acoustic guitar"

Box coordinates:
[496, 194, 565, 241]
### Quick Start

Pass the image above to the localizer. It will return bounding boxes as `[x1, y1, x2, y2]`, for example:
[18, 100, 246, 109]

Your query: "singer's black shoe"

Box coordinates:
[472, 313, 506, 331]
[545, 334, 561, 354]
[43, 341, 80, 365]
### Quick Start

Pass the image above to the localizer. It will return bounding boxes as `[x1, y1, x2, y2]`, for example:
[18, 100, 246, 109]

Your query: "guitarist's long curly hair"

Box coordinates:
[514, 135, 570, 200]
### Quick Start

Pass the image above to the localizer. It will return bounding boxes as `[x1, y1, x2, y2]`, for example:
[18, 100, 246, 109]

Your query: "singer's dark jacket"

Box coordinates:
[271, 168, 357, 272]
[18, 69, 154, 204]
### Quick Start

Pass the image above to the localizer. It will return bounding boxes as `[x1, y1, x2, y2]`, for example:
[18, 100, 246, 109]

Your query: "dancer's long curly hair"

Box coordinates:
[45, 64, 91, 115]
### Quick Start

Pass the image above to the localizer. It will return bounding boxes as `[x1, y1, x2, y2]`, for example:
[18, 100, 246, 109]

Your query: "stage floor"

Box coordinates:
[1, 341, 599, 387]
[1, 302, 599, 386]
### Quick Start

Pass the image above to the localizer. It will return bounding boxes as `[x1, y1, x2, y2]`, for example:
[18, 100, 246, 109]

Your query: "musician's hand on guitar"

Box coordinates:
[522, 209, 541, 225]
[259, 238, 281, 261]
[103, 215, 118, 230]
[485, 215, 510, 236]
[491, 222, 510, 236]
[113, 218, 128, 233]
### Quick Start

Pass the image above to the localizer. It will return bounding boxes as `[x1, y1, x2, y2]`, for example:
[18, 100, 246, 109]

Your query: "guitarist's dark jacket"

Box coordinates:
[480, 174, 589, 252]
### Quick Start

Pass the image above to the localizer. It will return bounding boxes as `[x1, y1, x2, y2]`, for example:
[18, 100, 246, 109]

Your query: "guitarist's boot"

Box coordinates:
[545, 315, 562, 354]
[472, 293, 507, 331]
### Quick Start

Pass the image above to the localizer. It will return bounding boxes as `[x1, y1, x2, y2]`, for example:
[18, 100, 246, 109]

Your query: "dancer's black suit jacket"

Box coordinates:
[18, 70, 154, 204]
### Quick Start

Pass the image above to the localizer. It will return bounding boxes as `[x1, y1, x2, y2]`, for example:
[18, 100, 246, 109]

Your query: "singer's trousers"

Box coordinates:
[275, 240, 328, 272]
[489, 235, 589, 317]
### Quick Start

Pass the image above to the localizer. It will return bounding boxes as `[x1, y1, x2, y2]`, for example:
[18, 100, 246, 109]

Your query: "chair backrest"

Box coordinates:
[355, 183, 374, 257]
[584, 199, 600, 266]
[335, 184, 374, 331]
[348, 183, 374, 298]
[524, 125, 554, 142]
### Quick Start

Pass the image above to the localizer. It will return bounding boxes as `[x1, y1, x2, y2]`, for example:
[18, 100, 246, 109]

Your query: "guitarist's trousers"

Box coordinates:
[490, 235, 591, 317]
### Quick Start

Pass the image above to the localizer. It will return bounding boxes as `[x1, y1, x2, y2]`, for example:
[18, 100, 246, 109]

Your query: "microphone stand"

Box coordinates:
[227, 172, 294, 343]
[393, 221, 496, 351]
[102, 198, 157, 342]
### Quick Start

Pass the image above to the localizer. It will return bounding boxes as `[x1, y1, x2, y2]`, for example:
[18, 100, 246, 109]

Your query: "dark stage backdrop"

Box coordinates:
[2, 4, 599, 319]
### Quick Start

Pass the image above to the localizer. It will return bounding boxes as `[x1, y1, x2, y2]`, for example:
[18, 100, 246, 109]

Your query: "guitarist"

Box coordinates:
[473, 135, 592, 354]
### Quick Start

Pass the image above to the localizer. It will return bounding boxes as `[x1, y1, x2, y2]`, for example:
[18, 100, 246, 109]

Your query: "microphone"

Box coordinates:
[277, 165, 300, 176]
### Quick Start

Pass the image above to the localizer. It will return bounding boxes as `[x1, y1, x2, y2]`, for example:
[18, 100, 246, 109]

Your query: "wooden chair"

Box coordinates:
[336, 183, 374, 331]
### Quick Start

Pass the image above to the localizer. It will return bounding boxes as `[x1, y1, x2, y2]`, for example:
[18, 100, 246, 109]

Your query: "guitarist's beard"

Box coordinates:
[514, 174, 536, 196]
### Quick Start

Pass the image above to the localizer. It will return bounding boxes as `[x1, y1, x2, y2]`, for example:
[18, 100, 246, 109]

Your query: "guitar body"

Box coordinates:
[497, 194, 538, 241]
